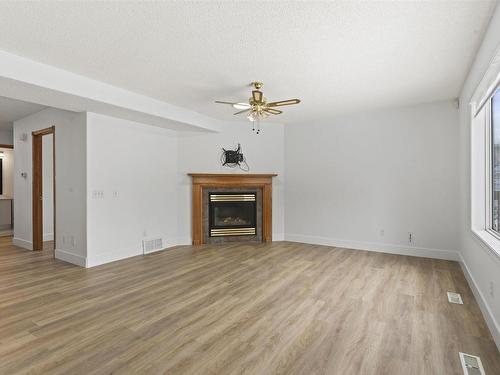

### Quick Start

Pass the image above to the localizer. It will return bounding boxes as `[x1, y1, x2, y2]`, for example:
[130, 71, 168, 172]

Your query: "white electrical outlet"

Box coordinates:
[379, 229, 384, 237]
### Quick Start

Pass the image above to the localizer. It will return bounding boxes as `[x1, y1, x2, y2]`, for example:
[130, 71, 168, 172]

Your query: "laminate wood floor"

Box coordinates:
[1, 237, 499, 374]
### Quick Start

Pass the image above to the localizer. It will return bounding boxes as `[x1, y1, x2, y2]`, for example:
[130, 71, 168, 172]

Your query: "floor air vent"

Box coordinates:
[459, 352, 485, 375]
[447, 292, 464, 304]
[143, 238, 163, 254]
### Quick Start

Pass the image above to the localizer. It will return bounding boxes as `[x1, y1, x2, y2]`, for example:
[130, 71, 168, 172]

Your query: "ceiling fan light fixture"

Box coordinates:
[247, 112, 257, 121]
[216, 82, 301, 134]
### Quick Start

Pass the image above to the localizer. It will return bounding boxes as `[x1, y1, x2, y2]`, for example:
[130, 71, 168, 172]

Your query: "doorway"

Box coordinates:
[32, 126, 55, 252]
[0, 144, 14, 237]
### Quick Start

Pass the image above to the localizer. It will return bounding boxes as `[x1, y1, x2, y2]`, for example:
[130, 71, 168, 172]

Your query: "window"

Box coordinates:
[471, 76, 500, 256]
[470, 46, 500, 255]
[491, 89, 500, 234]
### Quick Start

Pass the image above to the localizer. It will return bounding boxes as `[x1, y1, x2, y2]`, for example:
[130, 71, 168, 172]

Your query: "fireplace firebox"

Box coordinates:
[209, 193, 257, 237]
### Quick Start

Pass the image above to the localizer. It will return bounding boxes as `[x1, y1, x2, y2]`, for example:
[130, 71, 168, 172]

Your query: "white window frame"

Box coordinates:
[485, 95, 500, 238]
[471, 47, 500, 257]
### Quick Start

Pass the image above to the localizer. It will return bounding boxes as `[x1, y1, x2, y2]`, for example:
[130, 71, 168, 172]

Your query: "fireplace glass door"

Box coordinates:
[209, 193, 256, 236]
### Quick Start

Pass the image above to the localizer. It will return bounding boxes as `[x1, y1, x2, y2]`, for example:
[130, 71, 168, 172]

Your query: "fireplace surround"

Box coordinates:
[188, 173, 277, 245]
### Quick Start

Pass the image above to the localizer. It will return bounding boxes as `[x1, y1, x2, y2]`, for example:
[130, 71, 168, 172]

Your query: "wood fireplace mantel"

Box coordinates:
[188, 173, 277, 245]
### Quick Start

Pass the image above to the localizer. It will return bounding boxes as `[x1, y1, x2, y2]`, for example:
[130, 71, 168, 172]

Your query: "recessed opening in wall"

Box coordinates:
[209, 193, 257, 237]
[0, 155, 3, 195]
[32, 126, 55, 253]
[0, 146, 13, 237]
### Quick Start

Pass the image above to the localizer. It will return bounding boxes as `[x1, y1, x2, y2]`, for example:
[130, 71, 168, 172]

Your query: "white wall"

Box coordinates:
[0, 129, 13, 145]
[86, 112, 178, 267]
[458, 4, 500, 348]
[10, 110, 284, 266]
[42, 135, 53, 240]
[177, 121, 285, 244]
[285, 100, 460, 259]
[13, 108, 86, 265]
[84, 115, 284, 264]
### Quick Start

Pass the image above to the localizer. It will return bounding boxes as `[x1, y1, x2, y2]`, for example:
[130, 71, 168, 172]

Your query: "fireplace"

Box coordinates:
[209, 193, 256, 237]
[188, 173, 277, 245]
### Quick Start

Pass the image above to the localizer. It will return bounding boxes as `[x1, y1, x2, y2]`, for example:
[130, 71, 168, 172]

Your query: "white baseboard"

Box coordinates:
[43, 233, 54, 241]
[0, 229, 13, 237]
[284, 233, 460, 261]
[176, 237, 192, 246]
[143, 243, 180, 256]
[55, 249, 87, 267]
[459, 253, 500, 350]
[12, 237, 32, 250]
[273, 232, 285, 241]
[87, 242, 180, 268]
[87, 247, 141, 268]
[143, 241, 178, 255]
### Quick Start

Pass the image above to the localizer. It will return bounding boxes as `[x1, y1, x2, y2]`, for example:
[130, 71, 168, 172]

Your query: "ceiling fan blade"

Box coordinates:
[252, 90, 263, 103]
[264, 108, 283, 115]
[267, 99, 301, 107]
[215, 100, 237, 105]
[232, 102, 251, 109]
[233, 109, 252, 115]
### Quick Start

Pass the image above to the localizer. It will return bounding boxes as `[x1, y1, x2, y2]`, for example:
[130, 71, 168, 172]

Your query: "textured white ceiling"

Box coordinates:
[0, 96, 45, 131]
[0, 1, 495, 124]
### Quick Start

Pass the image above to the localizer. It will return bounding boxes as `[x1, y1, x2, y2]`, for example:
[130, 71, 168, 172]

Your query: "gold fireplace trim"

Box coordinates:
[210, 227, 256, 236]
[210, 194, 256, 202]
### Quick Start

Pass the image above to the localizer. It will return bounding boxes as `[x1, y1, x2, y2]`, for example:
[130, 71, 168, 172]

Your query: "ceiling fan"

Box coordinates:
[215, 82, 300, 134]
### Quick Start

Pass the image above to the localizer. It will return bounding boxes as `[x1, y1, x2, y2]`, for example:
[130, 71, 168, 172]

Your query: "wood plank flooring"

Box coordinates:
[1, 237, 499, 374]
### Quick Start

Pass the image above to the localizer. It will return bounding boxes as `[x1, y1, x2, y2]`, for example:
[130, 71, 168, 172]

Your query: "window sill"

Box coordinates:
[471, 229, 500, 261]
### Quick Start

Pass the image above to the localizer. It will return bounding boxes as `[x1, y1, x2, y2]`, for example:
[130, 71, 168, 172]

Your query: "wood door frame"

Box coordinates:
[32, 126, 55, 251]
